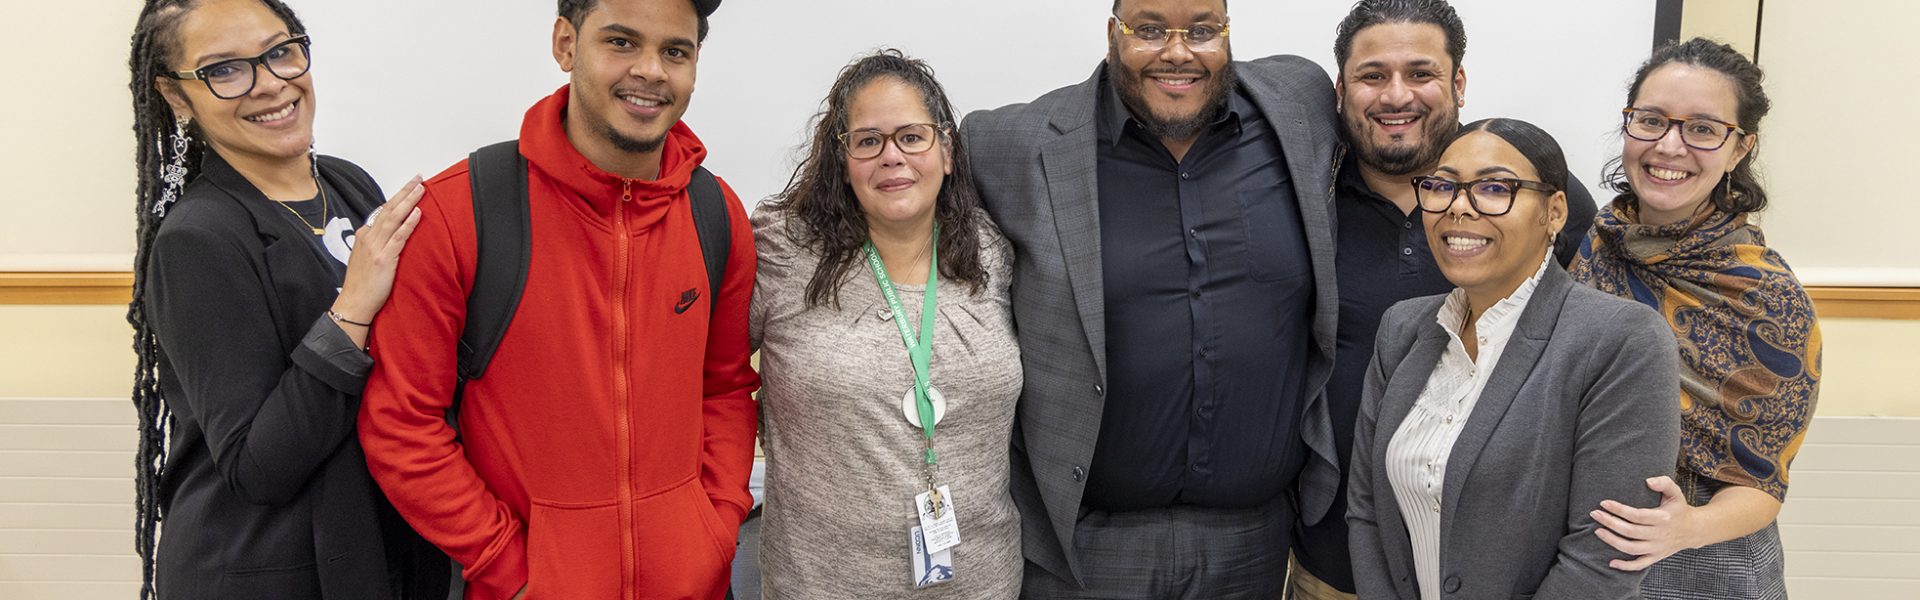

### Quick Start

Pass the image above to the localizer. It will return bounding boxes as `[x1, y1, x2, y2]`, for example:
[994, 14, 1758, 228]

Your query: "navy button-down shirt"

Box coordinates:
[1082, 75, 1315, 511]
[1292, 152, 1599, 592]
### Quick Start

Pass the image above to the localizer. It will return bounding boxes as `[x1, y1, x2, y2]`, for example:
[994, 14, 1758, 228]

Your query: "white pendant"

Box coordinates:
[902, 385, 948, 427]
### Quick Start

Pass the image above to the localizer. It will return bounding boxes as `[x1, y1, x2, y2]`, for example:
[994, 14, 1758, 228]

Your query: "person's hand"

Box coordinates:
[330, 175, 425, 345]
[1591, 475, 1700, 571]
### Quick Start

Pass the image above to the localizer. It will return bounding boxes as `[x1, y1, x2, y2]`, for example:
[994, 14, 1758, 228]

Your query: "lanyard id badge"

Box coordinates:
[864, 228, 964, 579]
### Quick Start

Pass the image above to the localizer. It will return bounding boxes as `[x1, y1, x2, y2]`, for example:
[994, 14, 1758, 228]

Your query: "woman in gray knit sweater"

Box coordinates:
[749, 50, 1023, 599]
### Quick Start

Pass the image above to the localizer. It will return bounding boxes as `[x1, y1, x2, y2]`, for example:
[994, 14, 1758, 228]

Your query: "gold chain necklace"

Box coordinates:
[277, 179, 330, 235]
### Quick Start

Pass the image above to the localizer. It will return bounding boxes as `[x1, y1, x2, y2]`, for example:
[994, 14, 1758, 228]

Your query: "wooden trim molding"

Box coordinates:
[0, 272, 134, 305]
[1807, 286, 1920, 320]
[3, 272, 1919, 319]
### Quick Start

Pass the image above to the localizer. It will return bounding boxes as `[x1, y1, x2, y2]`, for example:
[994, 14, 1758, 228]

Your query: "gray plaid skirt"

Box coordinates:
[1640, 474, 1787, 600]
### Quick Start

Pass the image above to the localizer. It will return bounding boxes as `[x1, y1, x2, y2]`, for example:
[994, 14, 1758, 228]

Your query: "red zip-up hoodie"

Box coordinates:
[360, 86, 759, 600]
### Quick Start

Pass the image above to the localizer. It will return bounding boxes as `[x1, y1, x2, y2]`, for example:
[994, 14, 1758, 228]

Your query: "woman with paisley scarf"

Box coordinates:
[1571, 38, 1820, 600]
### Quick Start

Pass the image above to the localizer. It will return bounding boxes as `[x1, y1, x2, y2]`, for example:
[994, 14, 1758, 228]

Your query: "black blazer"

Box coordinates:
[146, 152, 446, 599]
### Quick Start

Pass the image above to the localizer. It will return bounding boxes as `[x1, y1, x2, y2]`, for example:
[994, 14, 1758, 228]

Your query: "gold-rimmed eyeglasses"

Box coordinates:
[162, 35, 312, 100]
[837, 123, 947, 160]
[1113, 16, 1230, 52]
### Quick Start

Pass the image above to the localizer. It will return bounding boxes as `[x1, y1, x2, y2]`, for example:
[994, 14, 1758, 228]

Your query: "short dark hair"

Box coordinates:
[1603, 37, 1771, 215]
[1333, 0, 1466, 75]
[559, 0, 709, 42]
[1453, 118, 1570, 193]
[1111, 0, 1229, 15]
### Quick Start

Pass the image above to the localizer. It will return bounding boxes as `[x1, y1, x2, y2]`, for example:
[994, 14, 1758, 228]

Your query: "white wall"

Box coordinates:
[296, 0, 1655, 211]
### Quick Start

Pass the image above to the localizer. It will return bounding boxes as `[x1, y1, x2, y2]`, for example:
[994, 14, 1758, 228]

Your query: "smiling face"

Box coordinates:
[554, 0, 699, 165]
[156, 0, 314, 170]
[1338, 22, 1464, 177]
[1424, 130, 1566, 304]
[1107, 0, 1234, 143]
[1622, 63, 1756, 226]
[845, 78, 952, 233]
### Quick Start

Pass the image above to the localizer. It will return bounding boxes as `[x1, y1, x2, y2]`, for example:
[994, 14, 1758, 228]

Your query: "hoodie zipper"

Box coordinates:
[615, 178, 636, 600]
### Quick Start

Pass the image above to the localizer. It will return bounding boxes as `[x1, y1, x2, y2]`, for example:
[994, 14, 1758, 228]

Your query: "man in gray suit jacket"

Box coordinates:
[962, 1, 1341, 597]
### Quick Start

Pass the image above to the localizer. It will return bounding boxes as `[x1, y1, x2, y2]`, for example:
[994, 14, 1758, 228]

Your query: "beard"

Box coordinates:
[599, 121, 666, 154]
[1108, 45, 1237, 142]
[1344, 93, 1458, 176]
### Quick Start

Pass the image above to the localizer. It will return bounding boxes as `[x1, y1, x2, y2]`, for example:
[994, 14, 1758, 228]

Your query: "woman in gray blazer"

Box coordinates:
[1347, 118, 1681, 600]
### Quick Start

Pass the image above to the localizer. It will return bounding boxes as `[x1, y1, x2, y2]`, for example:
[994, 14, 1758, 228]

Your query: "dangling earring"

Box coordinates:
[155, 116, 191, 218]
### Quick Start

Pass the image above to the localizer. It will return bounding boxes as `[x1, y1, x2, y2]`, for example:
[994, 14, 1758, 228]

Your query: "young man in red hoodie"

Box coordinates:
[357, 1, 757, 599]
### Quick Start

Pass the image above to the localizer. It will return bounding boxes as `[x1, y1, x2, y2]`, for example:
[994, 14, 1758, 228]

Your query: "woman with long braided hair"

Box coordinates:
[127, 0, 446, 597]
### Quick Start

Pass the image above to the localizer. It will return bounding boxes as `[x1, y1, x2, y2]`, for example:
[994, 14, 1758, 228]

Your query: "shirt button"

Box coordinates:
[1478, 336, 1488, 345]
[1180, 171, 1193, 180]
[1071, 466, 1086, 482]
[1190, 464, 1203, 472]
[1402, 247, 1414, 256]
[1404, 221, 1414, 229]
[1191, 290, 1202, 299]
[1093, 384, 1105, 396]
[1188, 228, 1199, 238]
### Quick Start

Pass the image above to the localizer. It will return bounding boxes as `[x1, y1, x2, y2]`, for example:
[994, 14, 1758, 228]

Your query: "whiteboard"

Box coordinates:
[298, 0, 1656, 210]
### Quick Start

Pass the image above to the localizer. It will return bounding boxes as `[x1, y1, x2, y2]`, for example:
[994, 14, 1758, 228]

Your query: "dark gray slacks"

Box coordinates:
[1022, 496, 1295, 600]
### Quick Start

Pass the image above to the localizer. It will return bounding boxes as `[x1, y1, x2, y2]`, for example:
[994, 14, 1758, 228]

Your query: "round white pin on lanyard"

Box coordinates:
[902, 385, 948, 428]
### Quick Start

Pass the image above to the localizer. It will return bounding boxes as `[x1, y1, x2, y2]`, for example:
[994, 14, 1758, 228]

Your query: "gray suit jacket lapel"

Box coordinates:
[1040, 92, 1107, 380]
[1439, 266, 1573, 538]
[1373, 326, 1447, 594]
[1240, 59, 1345, 523]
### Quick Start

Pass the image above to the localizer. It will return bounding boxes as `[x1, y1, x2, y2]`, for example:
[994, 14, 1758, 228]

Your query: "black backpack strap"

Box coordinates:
[687, 166, 730, 307]
[454, 141, 532, 414]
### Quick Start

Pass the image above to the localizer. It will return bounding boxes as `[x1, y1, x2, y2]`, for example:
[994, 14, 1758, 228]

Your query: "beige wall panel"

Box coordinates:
[1778, 525, 1917, 553]
[1811, 319, 1920, 417]
[0, 478, 129, 504]
[0, 504, 132, 530]
[0, 399, 134, 426]
[0, 307, 134, 398]
[0, 3, 138, 261]
[1680, 0, 1761, 56]
[0, 425, 136, 453]
[0, 582, 140, 600]
[0, 555, 140, 582]
[0, 529, 130, 555]
[0, 451, 132, 479]
[1786, 578, 1918, 600]
[1754, 1, 1920, 287]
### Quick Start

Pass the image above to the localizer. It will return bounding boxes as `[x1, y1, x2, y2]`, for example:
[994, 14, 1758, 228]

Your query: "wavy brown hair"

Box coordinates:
[1604, 37, 1771, 215]
[763, 49, 988, 308]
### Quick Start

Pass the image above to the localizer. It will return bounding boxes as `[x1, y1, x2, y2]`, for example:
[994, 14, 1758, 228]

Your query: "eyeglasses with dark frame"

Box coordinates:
[1620, 107, 1746, 151]
[162, 35, 312, 100]
[1410, 175, 1558, 216]
[837, 123, 948, 160]
[1112, 16, 1230, 52]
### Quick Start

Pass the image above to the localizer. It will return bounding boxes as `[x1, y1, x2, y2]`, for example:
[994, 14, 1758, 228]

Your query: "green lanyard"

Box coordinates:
[862, 225, 939, 467]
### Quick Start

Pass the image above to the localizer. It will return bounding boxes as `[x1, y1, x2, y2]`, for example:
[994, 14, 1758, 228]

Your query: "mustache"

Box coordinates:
[1140, 67, 1210, 78]
[614, 85, 676, 105]
[1364, 104, 1430, 119]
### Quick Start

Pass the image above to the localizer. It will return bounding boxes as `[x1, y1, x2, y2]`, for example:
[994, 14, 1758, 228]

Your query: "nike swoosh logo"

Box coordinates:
[674, 288, 700, 314]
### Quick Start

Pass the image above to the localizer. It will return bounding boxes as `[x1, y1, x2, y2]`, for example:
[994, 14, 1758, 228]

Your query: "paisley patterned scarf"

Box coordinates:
[1570, 198, 1821, 501]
